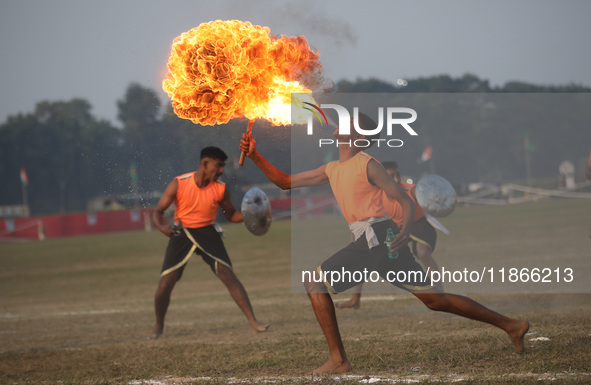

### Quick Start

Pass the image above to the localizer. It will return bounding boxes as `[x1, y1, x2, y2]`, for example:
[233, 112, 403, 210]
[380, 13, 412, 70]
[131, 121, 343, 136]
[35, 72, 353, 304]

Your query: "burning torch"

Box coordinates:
[162, 20, 323, 165]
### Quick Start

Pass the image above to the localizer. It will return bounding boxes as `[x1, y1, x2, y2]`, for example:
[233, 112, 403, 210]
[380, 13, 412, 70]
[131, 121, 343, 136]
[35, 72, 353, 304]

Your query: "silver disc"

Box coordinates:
[241, 187, 272, 236]
[415, 174, 457, 217]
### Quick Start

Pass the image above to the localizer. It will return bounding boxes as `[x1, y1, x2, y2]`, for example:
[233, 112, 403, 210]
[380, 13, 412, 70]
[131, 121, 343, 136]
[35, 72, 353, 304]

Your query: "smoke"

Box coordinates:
[277, 1, 358, 47]
[222, 0, 356, 93]
[224, 0, 358, 47]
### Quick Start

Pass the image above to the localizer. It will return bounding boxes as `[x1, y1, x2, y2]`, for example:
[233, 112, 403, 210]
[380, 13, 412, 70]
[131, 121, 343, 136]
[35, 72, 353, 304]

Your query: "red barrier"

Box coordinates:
[0, 209, 153, 240]
[0, 195, 338, 241]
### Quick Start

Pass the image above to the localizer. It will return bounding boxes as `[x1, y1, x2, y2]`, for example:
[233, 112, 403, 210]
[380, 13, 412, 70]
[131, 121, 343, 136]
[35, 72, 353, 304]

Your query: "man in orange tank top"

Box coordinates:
[382, 161, 441, 288]
[241, 114, 529, 375]
[149, 146, 269, 340]
[337, 161, 443, 309]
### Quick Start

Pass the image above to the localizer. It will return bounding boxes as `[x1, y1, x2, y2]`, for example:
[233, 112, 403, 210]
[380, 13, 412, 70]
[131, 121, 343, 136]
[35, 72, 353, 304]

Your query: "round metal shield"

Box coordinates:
[415, 174, 457, 217]
[241, 187, 272, 236]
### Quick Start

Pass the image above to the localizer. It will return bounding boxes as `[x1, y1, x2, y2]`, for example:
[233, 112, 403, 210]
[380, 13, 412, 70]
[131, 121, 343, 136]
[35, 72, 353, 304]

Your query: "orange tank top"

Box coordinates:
[174, 172, 226, 228]
[383, 181, 425, 226]
[325, 152, 385, 224]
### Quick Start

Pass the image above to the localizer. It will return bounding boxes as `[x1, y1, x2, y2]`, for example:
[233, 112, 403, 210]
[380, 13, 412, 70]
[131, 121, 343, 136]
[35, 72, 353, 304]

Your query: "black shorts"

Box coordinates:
[160, 225, 232, 280]
[410, 216, 437, 254]
[318, 220, 433, 294]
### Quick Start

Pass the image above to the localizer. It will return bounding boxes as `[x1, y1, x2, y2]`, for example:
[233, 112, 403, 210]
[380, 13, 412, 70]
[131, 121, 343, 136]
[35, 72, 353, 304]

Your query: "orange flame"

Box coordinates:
[162, 20, 322, 126]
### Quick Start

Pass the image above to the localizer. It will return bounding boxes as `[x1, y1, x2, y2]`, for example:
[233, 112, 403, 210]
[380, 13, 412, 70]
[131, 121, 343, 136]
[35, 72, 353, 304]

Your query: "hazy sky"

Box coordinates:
[1, 0, 590, 125]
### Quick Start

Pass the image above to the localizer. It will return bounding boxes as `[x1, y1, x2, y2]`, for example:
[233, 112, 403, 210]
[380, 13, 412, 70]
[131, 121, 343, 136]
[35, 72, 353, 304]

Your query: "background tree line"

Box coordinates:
[1, 74, 590, 216]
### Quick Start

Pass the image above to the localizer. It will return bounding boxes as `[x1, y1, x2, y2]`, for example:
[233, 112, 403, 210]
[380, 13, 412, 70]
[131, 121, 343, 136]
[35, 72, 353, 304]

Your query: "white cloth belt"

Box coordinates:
[348, 216, 390, 249]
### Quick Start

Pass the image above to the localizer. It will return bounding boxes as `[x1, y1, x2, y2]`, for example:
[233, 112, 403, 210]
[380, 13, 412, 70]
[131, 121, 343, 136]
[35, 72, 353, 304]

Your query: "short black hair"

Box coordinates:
[200, 146, 228, 161]
[382, 161, 398, 170]
[357, 112, 381, 147]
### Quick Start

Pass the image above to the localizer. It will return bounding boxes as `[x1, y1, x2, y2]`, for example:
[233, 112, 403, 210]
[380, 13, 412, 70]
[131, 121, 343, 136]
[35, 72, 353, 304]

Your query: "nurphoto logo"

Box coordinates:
[304, 104, 418, 148]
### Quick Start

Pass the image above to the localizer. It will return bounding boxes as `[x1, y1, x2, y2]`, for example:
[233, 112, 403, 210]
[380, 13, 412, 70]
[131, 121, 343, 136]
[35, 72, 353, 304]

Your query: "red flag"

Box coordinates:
[420, 144, 432, 162]
[20, 167, 29, 186]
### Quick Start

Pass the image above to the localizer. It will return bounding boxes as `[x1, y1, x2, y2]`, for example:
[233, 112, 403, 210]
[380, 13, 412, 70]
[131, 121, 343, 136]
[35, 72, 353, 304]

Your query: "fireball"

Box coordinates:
[162, 20, 322, 126]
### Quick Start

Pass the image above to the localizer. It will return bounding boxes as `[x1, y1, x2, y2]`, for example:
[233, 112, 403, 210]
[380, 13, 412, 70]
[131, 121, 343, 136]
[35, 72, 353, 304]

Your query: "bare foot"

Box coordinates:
[335, 299, 360, 310]
[307, 359, 351, 376]
[251, 322, 270, 333]
[508, 320, 530, 353]
[148, 326, 162, 340]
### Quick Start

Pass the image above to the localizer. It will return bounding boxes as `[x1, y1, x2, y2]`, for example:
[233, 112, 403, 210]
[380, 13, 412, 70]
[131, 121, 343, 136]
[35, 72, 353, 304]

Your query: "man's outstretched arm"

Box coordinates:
[240, 132, 329, 189]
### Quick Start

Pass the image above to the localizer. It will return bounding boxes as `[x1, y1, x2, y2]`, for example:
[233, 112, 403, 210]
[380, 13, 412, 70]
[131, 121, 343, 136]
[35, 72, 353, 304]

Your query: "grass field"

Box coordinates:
[1, 198, 590, 384]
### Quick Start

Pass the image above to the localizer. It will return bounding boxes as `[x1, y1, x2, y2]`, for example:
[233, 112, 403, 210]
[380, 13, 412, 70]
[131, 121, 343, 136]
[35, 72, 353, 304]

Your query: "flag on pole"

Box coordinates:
[130, 162, 138, 182]
[524, 134, 535, 152]
[420, 144, 432, 162]
[20, 167, 29, 186]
